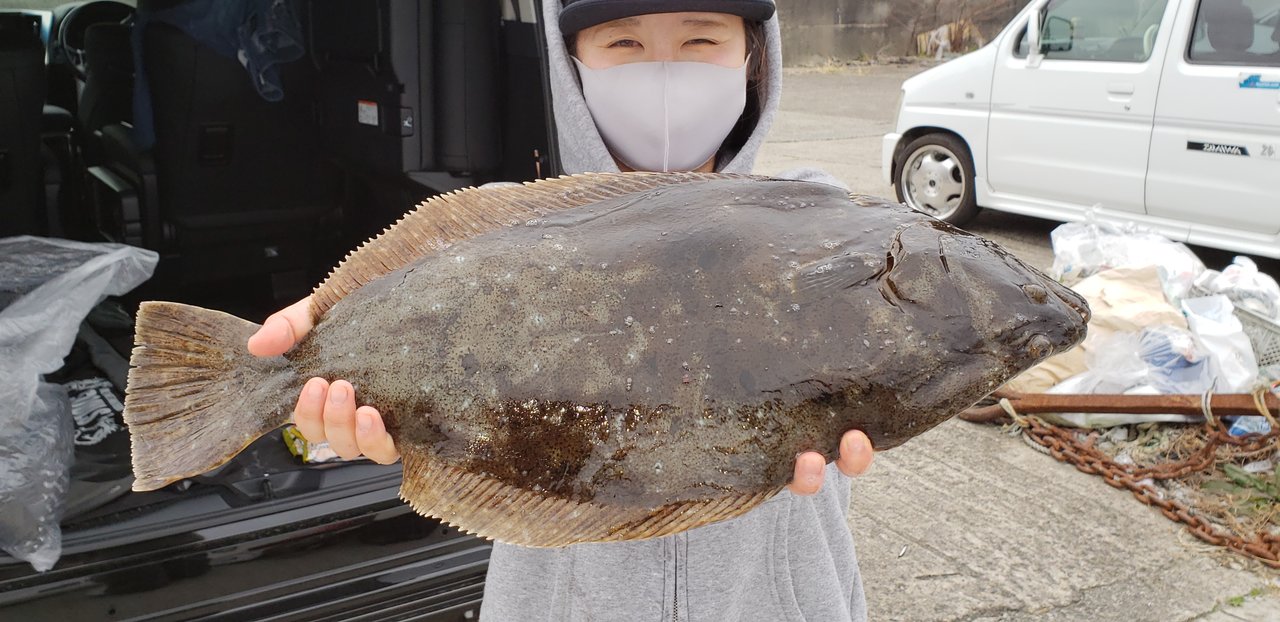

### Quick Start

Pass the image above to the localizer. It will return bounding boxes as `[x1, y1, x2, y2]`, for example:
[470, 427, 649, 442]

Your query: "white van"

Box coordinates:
[883, 0, 1280, 259]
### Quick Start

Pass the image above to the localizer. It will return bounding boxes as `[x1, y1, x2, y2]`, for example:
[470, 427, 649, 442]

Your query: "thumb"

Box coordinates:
[787, 452, 826, 496]
[835, 430, 874, 477]
[246, 296, 315, 357]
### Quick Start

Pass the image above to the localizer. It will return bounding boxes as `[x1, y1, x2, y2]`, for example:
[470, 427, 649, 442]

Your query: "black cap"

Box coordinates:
[560, 0, 776, 35]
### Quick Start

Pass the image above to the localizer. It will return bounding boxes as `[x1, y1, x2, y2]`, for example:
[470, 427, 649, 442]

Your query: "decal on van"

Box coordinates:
[1238, 74, 1280, 90]
[1187, 141, 1249, 156]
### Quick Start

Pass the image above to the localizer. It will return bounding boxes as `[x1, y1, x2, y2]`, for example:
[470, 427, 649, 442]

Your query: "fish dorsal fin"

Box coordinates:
[399, 446, 778, 547]
[309, 172, 743, 320]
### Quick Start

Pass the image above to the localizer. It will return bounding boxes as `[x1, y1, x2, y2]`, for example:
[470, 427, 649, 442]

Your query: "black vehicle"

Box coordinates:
[0, 1, 558, 619]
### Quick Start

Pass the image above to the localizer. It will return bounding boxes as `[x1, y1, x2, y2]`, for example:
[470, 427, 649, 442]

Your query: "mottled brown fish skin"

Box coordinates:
[285, 178, 1088, 510]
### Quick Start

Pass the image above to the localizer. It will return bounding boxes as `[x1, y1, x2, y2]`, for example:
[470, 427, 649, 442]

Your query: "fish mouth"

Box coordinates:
[1046, 279, 1091, 326]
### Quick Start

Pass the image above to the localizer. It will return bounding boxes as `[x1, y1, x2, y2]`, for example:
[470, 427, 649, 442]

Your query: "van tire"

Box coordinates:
[894, 133, 980, 225]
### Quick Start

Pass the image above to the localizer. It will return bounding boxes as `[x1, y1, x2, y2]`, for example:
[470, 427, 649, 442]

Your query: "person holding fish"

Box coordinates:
[249, 1, 876, 619]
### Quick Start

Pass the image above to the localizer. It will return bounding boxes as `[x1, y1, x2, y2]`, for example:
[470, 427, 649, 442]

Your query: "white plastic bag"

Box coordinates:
[1181, 295, 1259, 393]
[1136, 325, 1217, 394]
[0, 383, 72, 571]
[1004, 265, 1189, 394]
[1193, 256, 1280, 322]
[1048, 220, 1204, 301]
[1041, 328, 1215, 427]
[0, 236, 157, 571]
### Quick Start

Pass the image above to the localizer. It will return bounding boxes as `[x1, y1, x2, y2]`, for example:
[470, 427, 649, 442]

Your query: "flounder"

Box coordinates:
[124, 172, 1089, 546]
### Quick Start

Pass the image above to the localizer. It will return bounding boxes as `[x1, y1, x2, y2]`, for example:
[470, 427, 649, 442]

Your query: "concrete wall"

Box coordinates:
[777, 0, 1032, 64]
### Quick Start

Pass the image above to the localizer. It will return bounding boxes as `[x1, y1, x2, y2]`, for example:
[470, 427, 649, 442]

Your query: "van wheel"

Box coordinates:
[894, 133, 979, 225]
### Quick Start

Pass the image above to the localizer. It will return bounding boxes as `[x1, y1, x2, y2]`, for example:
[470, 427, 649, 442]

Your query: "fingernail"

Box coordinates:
[357, 411, 372, 433]
[329, 383, 347, 404]
[307, 379, 324, 400]
[849, 433, 866, 452]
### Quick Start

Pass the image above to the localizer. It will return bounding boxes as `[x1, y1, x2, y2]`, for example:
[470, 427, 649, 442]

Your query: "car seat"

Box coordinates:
[90, 21, 336, 299]
[37, 21, 136, 240]
[1200, 0, 1255, 62]
[79, 23, 134, 158]
[0, 13, 48, 236]
[1272, 11, 1280, 56]
[40, 103, 76, 237]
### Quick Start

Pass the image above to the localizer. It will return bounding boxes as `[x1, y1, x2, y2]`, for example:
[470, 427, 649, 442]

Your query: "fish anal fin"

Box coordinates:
[309, 172, 750, 320]
[399, 445, 776, 546]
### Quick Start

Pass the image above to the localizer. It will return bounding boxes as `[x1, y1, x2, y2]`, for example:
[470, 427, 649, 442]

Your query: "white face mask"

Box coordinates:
[573, 57, 748, 173]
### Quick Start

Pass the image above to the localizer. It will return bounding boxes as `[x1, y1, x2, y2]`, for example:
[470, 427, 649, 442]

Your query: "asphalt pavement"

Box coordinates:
[756, 62, 1280, 622]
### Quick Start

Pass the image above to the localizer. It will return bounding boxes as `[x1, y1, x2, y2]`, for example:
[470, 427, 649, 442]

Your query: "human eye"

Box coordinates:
[607, 38, 641, 49]
[685, 38, 718, 46]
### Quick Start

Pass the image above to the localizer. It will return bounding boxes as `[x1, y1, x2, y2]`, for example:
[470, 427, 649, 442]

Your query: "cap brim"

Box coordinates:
[560, 0, 776, 35]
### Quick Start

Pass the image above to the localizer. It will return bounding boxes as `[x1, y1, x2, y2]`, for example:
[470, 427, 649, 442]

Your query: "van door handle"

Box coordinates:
[1107, 82, 1136, 95]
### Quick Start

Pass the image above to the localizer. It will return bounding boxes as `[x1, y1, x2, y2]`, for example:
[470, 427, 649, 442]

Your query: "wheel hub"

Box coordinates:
[903, 146, 965, 219]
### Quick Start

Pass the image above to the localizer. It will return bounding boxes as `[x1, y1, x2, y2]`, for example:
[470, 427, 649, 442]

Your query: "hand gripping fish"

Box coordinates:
[124, 172, 1089, 546]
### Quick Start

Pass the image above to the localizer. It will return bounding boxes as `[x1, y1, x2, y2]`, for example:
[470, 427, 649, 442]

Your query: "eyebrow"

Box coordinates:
[682, 18, 731, 28]
[597, 16, 732, 30]
[598, 17, 641, 29]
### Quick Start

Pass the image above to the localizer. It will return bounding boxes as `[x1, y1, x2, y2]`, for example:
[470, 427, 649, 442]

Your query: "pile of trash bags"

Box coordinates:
[1011, 219, 1280, 432]
[0, 237, 157, 571]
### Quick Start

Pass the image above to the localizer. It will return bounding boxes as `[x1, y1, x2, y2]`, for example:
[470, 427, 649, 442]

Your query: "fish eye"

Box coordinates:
[1020, 284, 1049, 305]
[1026, 334, 1053, 359]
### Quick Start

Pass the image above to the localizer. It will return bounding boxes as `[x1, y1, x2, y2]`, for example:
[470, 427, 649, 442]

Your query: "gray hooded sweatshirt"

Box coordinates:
[478, 3, 868, 621]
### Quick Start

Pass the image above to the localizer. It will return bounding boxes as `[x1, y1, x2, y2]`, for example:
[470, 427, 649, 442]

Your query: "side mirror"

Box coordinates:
[1042, 15, 1074, 53]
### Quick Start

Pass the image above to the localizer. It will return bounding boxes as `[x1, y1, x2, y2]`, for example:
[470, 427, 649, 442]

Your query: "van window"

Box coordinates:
[1188, 0, 1280, 66]
[1015, 0, 1170, 62]
[7, 0, 133, 6]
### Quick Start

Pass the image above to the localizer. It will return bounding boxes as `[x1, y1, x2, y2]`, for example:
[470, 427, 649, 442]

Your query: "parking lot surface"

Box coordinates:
[757, 63, 1280, 622]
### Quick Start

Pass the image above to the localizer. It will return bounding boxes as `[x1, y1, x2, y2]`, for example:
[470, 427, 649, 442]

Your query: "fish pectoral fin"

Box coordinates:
[309, 172, 754, 321]
[398, 445, 777, 547]
[795, 252, 885, 298]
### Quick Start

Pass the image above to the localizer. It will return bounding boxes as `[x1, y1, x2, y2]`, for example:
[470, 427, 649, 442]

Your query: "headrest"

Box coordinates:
[1204, 0, 1254, 54]
[85, 22, 134, 73]
[0, 13, 41, 50]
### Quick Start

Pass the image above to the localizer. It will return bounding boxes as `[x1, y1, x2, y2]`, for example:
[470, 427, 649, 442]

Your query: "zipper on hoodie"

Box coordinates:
[671, 532, 687, 622]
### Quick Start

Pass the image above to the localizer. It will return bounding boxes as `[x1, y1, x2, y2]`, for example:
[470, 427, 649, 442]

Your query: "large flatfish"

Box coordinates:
[124, 172, 1089, 546]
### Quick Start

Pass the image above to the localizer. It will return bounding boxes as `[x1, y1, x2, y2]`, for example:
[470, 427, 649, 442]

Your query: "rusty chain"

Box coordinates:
[995, 397, 1280, 568]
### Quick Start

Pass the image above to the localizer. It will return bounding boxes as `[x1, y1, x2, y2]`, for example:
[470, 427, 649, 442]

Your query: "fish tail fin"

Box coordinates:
[125, 301, 297, 491]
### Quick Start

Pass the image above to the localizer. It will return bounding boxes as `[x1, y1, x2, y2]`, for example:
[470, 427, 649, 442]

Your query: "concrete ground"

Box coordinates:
[756, 63, 1280, 621]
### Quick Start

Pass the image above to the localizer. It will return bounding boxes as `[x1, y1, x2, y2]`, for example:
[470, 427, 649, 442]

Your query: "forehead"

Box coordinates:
[586, 11, 742, 33]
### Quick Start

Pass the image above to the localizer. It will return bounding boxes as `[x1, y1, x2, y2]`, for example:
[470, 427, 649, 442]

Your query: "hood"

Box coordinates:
[542, 0, 783, 175]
